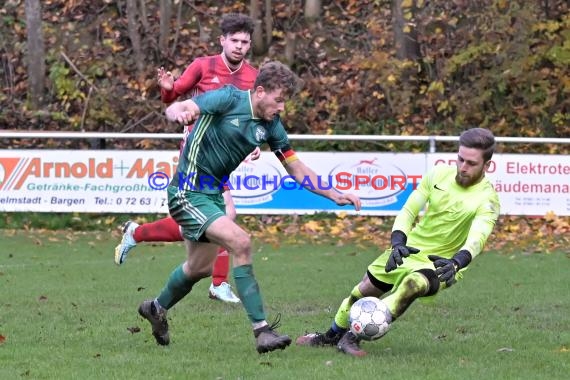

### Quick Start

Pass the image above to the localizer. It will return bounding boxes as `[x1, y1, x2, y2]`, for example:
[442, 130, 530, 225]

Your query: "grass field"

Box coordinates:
[0, 229, 569, 380]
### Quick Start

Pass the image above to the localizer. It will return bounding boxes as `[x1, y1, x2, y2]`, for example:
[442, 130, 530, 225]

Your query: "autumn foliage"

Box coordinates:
[239, 212, 570, 255]
[0, 1, 568, 249]
[0, 0, 568, 150]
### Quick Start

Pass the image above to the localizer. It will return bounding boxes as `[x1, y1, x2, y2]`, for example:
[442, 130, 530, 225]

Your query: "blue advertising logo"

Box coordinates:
[148, 171, 169, 190]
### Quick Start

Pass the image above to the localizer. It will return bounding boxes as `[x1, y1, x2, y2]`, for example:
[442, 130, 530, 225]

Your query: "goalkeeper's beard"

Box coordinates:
[455, 171, 483, 188]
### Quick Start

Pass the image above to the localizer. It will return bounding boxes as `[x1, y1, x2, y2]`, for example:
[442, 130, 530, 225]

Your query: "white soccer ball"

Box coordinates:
[349, 297, 392, 341]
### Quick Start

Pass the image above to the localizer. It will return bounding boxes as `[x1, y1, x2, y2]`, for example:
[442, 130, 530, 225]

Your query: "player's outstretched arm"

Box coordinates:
[165, 99, 200, 125]
[284, 159, 361, 211]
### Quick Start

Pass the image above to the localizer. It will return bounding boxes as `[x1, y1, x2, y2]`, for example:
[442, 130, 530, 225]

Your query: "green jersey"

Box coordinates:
[393, 164, 500, 259]
[173, 85, 290, 193]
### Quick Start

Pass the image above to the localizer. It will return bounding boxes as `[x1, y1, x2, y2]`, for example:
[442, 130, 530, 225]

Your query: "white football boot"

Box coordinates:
[208, 282, 241, 303]
[114, 220, 139, 265]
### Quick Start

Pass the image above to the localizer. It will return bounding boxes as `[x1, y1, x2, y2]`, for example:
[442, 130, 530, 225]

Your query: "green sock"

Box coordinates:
[334, 285, 363, 330]
[233, 264, 266, 323]
[156, 264, 196, 309]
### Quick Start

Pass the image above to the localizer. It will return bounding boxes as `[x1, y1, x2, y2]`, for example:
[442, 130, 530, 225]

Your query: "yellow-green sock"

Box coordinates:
[333, 285, 363, 330]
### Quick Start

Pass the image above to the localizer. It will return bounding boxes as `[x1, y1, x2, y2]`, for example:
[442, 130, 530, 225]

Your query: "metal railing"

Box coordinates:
[1, 131, 569, 152]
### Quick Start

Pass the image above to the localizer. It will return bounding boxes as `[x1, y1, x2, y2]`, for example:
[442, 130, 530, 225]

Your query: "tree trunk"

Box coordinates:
[126, 0, 145, 75]
[285, 1, 297, 66]
[170, 0, 184, 56]
[159, 0, 172, 53]
[264, 0, 273, 46]
[250, 0, 267, 56]
[304, 0, 321, 19]
[24, 0, 46, 109]
[391, 0, 421, 60]
[284, 32, 296, 66]
[138, 0, 150, 34]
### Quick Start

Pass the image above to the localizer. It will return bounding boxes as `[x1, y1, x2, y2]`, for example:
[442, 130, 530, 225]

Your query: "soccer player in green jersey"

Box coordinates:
[137, 61, 362, 353]
[297, 127, 500, 357]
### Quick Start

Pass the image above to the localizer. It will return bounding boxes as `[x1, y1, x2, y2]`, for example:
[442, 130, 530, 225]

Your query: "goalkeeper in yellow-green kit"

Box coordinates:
[297, 127, 500, 357]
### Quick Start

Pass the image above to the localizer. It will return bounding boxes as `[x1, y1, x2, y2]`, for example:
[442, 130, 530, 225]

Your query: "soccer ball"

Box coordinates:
[349, 297, 392, 341]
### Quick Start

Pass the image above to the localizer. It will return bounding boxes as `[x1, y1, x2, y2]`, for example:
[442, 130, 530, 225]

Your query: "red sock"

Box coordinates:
[132, 217, 183, 243]
[211, 247, 230, 286]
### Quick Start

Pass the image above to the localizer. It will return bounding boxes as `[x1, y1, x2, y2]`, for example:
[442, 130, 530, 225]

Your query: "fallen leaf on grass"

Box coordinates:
[303, 220, 323, 233]
[0, 334, 6, 344]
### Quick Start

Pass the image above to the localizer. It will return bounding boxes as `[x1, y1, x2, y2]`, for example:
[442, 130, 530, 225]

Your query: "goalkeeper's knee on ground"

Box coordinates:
[414, 268, 440, 296]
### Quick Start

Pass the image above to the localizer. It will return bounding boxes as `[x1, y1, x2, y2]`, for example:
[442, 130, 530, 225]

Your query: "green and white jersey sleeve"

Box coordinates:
[392, 165, 500, 258]
[176, 85, 290, 193]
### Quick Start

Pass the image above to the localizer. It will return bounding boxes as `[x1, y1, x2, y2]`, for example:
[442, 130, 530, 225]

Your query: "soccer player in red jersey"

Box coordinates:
[114, 13, 257, 304]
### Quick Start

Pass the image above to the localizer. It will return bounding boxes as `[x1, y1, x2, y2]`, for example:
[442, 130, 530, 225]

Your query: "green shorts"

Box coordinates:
[167, 186, 226, 242]
[368, 249, 465, 291]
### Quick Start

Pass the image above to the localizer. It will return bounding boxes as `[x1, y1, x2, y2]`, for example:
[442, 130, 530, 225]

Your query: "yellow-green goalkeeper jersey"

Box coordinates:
[393, 164, 500, 259]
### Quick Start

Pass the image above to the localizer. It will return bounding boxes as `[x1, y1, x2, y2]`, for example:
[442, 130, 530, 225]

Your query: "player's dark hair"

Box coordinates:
[254, 61, 300, 97]
[220, 13, 254, 36]
[459, 128, 496, 162]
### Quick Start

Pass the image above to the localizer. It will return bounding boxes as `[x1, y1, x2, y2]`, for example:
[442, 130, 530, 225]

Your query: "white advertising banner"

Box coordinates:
[0, 150, 568, 215]
[428, 153, 570, 216]
[229, 152, 424, 215]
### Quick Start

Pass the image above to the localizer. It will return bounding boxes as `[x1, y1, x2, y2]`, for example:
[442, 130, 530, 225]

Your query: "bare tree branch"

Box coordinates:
[80, 87, 93, 132]
[120, 111, 161, 132]
[60, 51, 100, 92]
[183, 0, 211, 15]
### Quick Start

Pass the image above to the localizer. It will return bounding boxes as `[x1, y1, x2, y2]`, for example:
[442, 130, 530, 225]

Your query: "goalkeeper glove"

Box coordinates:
[428, 250, 472, 287]
[385, 230, 420, 273]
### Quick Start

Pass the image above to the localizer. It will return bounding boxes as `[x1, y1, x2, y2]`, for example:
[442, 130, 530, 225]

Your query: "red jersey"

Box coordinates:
[162, 54, 258, 191]
[160, 54, 258, 103]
